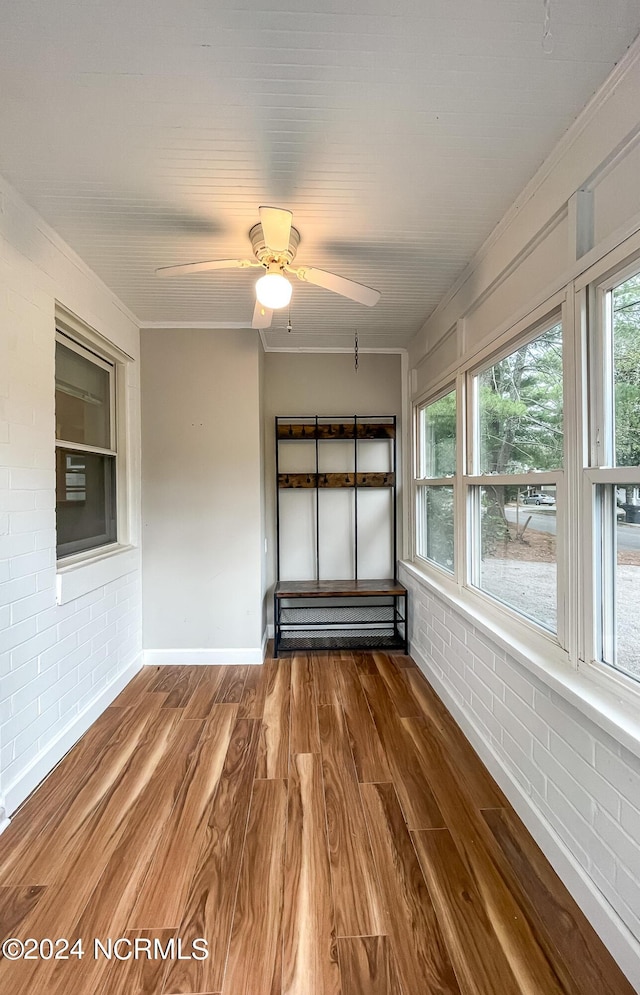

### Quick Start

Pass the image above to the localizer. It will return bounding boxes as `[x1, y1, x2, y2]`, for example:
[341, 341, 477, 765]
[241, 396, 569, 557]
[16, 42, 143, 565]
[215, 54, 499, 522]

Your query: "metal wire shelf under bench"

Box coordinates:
[273, 579, 408, 656]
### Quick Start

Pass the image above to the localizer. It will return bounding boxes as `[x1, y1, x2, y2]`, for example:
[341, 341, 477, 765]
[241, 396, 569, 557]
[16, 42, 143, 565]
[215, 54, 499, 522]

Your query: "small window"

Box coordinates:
[419, 389, 457, 477]
[55, 334, 117, 558]
[415, 388, 456, 573]
[417, 484, 455, 572]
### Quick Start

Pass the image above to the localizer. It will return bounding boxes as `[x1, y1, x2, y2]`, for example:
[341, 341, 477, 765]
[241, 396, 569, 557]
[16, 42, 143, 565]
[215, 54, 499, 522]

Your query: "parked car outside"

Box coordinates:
[522, 492, 555, 506]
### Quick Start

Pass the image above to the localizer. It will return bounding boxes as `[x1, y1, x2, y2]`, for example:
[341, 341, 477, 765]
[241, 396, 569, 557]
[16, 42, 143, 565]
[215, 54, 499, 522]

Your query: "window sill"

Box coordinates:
[56, 545, 139, 605]
[400, 558, 640, 764]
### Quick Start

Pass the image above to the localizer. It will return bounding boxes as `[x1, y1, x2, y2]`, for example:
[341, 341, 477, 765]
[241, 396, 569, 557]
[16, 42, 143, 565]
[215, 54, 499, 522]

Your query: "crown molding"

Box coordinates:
[261, 344, 407, 355]
[139, 321, 254, 330]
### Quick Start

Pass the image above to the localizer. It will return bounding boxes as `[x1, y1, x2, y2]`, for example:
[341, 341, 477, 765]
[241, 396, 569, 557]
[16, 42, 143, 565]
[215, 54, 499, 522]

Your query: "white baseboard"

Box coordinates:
[143, 647, 263, 666]
[409, 639, 640, 990]
[3, 654, 143, 818]
[0, 817, 10, 836]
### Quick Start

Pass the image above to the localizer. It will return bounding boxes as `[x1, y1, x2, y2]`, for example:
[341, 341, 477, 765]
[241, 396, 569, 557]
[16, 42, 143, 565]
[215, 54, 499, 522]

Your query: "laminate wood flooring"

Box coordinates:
[0, 655, 635, 995]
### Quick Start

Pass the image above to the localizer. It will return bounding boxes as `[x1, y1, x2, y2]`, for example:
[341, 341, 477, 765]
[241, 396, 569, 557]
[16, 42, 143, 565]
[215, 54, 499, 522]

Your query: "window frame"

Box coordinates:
[54, 306, 132, 567]
[463, 312, 566, 641]
[408, 230, 640, 731]
[413, 382, 458, 576]
[410, 295, 571, 659]
[581, 253, 640, 688]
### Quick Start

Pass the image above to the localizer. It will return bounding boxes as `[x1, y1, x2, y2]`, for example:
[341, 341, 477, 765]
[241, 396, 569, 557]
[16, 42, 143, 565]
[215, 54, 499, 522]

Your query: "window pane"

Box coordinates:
[611, 272, 640, 467]
[420, 389, 456, 477]
[475, 484, 557, 631]
[55, 341, 111, 448]
[602, 484, 640, 681]
[477, 323, 563, 474]
[417, 485, 454, 572]
[56, 449, 117, 556]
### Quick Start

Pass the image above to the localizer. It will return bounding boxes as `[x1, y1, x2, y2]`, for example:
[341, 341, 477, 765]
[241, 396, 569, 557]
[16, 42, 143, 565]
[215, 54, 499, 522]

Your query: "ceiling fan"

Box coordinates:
[156, 206, 381, 329]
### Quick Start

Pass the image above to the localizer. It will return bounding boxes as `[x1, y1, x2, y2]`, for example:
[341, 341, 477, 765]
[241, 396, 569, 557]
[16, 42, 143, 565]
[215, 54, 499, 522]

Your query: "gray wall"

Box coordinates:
[263, 352, 403, 621]
[141, 329, 263, 652]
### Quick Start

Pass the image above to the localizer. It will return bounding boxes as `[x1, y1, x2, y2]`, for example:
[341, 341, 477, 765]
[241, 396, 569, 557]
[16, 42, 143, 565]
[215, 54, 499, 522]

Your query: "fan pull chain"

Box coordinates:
[542, 0, 553, 54]
[287, 306, 292, 333]
[354, 330, 359, 372]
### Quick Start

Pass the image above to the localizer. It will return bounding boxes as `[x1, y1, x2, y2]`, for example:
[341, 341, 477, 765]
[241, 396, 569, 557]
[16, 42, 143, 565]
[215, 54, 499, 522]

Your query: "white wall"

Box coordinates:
[0, 175, 142, 819]
[405, 42, 640, 986]
[141, 328, 264, 662]
[263, 351, 403, 622]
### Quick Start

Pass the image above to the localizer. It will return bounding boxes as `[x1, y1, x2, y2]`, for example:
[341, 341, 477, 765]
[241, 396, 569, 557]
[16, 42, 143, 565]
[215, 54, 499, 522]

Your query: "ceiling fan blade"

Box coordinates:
[252, 300, 273, 329]
[298, 267, 380, 307]
[156, 258, 248, 278]
[258, 206, 292, 252]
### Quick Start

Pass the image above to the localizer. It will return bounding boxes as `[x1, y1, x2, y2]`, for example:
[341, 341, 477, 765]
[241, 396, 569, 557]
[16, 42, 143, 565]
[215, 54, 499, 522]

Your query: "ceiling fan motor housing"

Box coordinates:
[249, 222, 301, 266]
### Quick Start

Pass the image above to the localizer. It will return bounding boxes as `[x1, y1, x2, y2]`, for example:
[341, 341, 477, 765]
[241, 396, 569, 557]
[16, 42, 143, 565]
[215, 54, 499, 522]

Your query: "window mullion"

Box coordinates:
[55, 440, 117, 458]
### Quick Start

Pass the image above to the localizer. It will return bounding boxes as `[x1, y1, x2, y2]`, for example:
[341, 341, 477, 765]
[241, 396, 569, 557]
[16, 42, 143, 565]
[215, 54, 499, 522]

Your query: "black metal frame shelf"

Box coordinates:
[279, 604, 405, 626]
[274, 415, 407, 657]
[276, 630, 404, 652]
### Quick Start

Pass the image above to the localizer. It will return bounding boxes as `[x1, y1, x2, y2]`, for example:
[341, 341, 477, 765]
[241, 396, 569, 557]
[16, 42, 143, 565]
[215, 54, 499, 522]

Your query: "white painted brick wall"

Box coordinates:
[0, 174, 142, 817]
[399, 563, 640, 952]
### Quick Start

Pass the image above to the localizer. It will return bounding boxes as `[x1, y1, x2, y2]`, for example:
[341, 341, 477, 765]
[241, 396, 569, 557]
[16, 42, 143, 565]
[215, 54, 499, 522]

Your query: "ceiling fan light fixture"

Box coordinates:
[256, 265, 292, 309]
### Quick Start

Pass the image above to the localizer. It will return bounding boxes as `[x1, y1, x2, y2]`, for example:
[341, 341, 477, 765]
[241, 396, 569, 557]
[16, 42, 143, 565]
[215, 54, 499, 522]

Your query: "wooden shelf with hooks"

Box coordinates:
[278, 471, 395, 489]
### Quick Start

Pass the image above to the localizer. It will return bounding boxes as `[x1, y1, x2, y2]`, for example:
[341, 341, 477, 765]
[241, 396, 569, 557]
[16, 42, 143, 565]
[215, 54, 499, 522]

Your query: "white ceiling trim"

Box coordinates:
[139, 321, 254, 329]
[260, 344, 407, 354]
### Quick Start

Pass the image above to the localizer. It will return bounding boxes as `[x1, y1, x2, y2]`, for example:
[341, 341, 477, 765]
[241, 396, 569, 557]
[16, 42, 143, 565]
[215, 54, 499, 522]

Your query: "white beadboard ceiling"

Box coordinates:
[1, 1, 639, 349]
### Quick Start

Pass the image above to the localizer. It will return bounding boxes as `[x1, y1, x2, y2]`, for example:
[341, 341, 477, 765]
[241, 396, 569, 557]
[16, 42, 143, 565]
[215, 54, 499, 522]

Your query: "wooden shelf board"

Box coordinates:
[277, 421, 395, 441]
[275, 579, 407, 598]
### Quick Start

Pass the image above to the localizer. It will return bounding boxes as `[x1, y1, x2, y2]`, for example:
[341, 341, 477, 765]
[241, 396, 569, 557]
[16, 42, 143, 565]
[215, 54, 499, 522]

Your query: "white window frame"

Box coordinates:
[413, 382, 457, 576]
[579, 252, 640, 691]
[54, 305, 134, 590]
[463, 311, 567, 643]
[55, 331, 118, 558]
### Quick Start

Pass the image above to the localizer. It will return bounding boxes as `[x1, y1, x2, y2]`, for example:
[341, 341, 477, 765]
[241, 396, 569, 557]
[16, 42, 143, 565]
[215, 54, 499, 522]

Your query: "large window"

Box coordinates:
[413, 320, 564, 633]
[411, 244, 640, 697]
[469, 322, 563, 631]
[55, 333, 118, 558]
[592, 267, 640, 682]
[415, 388, 456, 573]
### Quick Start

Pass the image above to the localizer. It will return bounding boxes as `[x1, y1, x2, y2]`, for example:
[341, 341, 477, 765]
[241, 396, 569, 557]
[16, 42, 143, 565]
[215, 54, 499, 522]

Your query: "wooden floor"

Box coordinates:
[0, 652, 635, 995]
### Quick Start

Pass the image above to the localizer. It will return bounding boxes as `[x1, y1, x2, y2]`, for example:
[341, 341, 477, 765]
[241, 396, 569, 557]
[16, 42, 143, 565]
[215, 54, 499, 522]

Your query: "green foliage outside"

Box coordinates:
[422, 389, 456, 477]
[423, 285, 639, 557]
[613, 272, 640, 477]
[477, 322, 563, 549]
[478, 322, 564, 476]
